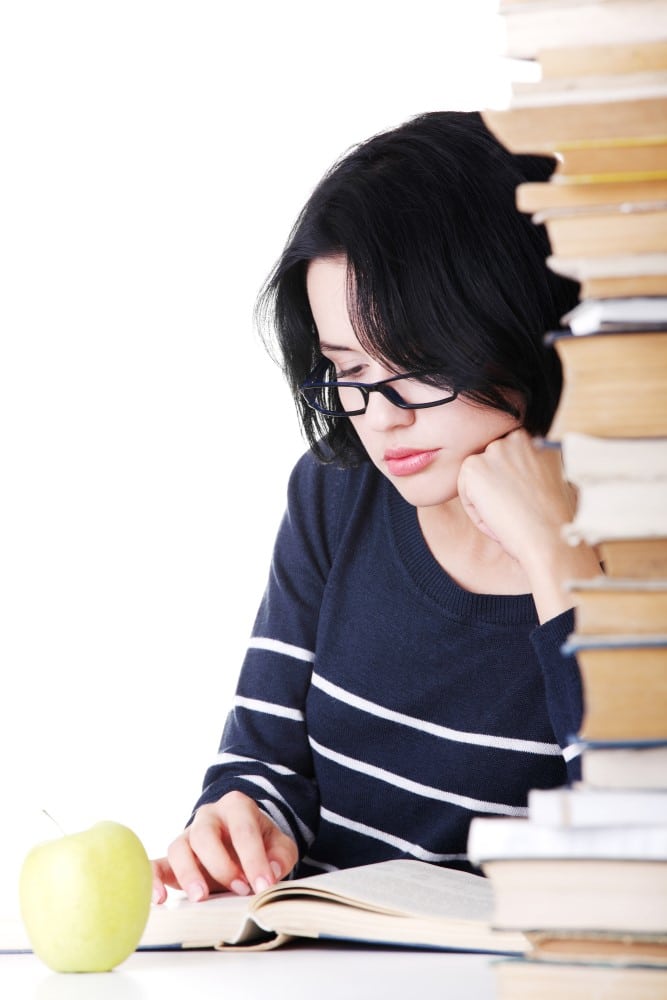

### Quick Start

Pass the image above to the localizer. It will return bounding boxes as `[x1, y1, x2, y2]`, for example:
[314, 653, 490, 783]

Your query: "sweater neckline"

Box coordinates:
[385, 480, 538, 626]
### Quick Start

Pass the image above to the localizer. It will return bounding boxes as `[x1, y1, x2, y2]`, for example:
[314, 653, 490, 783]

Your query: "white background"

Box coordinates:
[0, 0, 513, 902]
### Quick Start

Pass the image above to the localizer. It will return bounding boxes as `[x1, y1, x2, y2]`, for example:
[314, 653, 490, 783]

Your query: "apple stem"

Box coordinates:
[42, 809, 66, 835]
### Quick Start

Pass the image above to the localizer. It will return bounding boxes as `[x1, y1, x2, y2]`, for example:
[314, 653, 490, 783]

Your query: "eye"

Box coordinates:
[334, 365, 365, 381]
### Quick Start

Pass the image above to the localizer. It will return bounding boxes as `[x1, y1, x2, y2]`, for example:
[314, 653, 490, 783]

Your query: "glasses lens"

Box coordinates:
[386, 376, 455, 408]
[301, 383, 366, 416]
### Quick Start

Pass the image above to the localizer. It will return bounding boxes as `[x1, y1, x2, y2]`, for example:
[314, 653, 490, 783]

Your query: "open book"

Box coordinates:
[139, 859, 528, 954]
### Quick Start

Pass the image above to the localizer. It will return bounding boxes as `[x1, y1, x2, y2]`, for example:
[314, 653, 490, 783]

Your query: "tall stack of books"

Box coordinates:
[472, 0, 667, 995]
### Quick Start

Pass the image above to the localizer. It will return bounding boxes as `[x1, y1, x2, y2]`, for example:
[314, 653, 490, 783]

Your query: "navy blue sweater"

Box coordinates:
[194, 451, 582, 876]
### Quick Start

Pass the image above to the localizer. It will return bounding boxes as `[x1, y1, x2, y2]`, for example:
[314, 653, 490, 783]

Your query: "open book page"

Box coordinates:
[245, 860, 528, 953]
[140, 891, 275, 949]
[256, 860, 494, 920]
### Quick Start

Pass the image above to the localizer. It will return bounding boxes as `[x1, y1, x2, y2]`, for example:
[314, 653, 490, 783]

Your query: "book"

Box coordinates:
[526, 929, 667, 966]
[499, 0, 667, 61]
[517, 178, 667, 216]
[580, 274, 667, 299]
[561, 481, 667, 544]
[547, 252, 667, 283]
[528, 784, 667, 828]
[538, 39, 667, 80]
[468, 815, 667, 863]
[566, 578, 667, 636]
[482, 96, 667, 155]
[543, 205, 667, 260]
[560, 433, 667, 483]
[467, 817, 667, 933]
[579, 740, 667, 789]
[5, 859, 522, 955]
[494, 956, 667, 1000]
[561, 633, 667, 741]
[554, 142, 667, 184]
[597, 538, 667, 578]
[510, 71, 667, 109]
[545, 331, 667, 440]
[560, 297, 667, 335]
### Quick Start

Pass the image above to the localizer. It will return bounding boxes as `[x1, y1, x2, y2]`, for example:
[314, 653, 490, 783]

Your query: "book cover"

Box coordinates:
[544, 205, 667, 259]
[578, 739, 667, 789]
[580, 274, 667, 300]
[494, 957, 667, 1000]
[528, 784, 667, 828]
[566, 578, 667, 636]
[597, 538, 667, 579]
[517, 179, 667, 217]
[482, 96, 667, 155]
[467, 817, 667, 934]
[562, 634, 667, 741]
[499, 0, 667, 61]
[547, 252, 667, 283]
[538, 39, 667, 81]
[554, 142, 667, 183]
[560, 297, 667, 335]
[560, 432, 667, 481]
[545, 330, 667, 440]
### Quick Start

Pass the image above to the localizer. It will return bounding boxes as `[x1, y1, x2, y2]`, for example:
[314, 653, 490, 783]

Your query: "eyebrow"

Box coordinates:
[318, 341, 354, 353]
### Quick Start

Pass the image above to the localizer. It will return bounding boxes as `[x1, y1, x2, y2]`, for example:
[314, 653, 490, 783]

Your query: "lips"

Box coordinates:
[383, 448, 441, 477]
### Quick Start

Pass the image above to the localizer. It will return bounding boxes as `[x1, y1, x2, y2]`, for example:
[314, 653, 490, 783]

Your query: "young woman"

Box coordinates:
[152, 111, 599, 905]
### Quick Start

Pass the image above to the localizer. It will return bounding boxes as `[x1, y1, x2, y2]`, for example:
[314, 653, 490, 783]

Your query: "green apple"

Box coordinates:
[19, 820, 153, 973]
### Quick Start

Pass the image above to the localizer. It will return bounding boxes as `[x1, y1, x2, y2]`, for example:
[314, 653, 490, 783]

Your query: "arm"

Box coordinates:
[457, 428, 596, 778]
[457, 428, 600, 624]
[152, 452, 347, 901]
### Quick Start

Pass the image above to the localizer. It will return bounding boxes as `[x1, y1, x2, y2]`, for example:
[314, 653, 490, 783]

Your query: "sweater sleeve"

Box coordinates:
[530, 608, 583, 782]
[190, 452, 346, 860]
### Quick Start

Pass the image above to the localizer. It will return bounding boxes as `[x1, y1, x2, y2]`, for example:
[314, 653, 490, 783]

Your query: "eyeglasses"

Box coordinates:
[299, 361, 458, 418]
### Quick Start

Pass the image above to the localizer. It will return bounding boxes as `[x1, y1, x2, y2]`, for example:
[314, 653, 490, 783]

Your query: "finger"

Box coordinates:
[150, 857, 173, 904]
[187, 816, 251, 896]
[262, 823, 299, 883]
[166, 833, 226, 902]
[225, 803, 278, 894]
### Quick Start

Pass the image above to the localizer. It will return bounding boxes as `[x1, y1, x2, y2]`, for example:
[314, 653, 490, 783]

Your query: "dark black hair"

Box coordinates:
[256, 110, 579, 466]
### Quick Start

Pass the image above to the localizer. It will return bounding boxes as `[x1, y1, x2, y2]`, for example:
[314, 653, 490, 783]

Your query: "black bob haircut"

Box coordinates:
[256, 110, 579, 467]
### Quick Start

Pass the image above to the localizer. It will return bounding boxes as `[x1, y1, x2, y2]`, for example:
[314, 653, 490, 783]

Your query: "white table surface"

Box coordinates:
[1, 944, 500, 1000]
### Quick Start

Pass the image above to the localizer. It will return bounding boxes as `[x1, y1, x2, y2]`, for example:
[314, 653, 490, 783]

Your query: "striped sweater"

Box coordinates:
[193, 451, 582, 876]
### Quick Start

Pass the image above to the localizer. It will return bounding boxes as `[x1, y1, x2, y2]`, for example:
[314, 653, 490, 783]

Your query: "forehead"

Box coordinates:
[307, 256, 359, 348]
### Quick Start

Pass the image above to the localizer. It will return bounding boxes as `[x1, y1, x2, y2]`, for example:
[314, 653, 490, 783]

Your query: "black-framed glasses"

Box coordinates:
[299, 361, 458, 418]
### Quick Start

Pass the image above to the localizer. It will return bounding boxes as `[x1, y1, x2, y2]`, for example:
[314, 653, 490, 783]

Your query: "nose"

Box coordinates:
[362, 390, 416, 431]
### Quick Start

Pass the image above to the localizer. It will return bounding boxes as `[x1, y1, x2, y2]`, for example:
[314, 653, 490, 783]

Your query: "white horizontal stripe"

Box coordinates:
[248, 637, 315, 663]
[300, 855, 338, 873]
[312, 674, 561, 756]
[212, 752, 297, 776]
[321, 808, 468, 864]
[310, 737, 527, 818]
[563, 741, 583, 762]
[257, 799, 297, 843]
[233, 695, 305, 722]
[239, 773, 315, 845]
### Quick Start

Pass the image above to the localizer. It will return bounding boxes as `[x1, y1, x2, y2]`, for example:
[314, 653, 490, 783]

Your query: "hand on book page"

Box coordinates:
[137, 860, 529, 954]
[151, 791, 299, 904]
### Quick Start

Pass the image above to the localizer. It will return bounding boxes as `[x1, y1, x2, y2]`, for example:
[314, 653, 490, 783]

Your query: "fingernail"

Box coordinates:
[270, 861, 282, 880]
[186, 881, 206, 902]
[254, 875, 269, 893]
[231, 879, 251, 896]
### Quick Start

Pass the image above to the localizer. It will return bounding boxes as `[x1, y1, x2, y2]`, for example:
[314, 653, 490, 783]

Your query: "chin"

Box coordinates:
[389, 476, 458, 509]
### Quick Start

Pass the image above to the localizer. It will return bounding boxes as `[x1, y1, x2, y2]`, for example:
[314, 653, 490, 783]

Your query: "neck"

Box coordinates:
[417, 499, 531, 596]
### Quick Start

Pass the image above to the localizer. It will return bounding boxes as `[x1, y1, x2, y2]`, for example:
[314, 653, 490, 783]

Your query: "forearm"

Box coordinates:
[522, 534, 600, 625]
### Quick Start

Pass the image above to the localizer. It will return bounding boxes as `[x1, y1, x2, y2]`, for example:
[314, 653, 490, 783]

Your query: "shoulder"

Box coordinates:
[286, 449, 383, 547]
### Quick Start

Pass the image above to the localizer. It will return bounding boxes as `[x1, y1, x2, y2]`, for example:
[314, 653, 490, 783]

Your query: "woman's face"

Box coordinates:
[306, 256, 522, 510]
